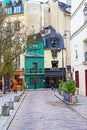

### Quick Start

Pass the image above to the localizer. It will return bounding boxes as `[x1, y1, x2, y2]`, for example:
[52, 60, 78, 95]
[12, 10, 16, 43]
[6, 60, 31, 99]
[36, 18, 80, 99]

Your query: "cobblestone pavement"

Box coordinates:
[7, 90, 87, 130]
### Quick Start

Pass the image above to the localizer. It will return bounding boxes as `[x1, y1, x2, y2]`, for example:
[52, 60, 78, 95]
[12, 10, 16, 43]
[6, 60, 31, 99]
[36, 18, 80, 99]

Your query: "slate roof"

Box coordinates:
[25, 52, 44, 57]
[43, 26, 64, 49]
[58, 1, 71, 14]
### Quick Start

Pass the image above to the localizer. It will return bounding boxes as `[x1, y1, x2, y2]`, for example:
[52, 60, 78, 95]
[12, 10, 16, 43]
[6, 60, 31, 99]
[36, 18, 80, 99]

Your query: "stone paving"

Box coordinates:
[55, 91, 87, 120]
[7, 90, 87, 130]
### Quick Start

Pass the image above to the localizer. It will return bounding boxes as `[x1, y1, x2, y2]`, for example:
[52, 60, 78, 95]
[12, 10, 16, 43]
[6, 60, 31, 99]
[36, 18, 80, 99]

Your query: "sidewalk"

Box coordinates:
[0, 90, 27, 130]
[55, 91, 87, 120]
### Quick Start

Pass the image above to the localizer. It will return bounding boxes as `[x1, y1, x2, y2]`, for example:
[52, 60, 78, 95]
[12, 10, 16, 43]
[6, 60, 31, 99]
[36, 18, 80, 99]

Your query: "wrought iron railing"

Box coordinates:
[25, 68, 44, 74]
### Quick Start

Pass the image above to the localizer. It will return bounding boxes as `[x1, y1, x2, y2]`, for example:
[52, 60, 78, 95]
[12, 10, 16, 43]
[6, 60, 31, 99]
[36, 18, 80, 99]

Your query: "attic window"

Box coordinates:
[32, 44, 38, 50]
[45, 29, 51, 34]
[51, 37, 58, 48]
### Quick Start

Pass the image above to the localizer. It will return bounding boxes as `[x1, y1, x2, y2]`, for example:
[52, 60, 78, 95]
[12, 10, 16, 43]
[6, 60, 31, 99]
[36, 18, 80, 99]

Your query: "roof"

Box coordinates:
[42, 26, 64, 49]
[25, 52, 44, 57]
[58, 1, 71, 14]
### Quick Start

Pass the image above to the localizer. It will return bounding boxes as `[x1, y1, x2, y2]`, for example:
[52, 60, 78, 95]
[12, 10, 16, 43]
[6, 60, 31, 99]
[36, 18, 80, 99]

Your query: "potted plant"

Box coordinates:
[59, 80, 76, 102]
[63, 80, 76, 102]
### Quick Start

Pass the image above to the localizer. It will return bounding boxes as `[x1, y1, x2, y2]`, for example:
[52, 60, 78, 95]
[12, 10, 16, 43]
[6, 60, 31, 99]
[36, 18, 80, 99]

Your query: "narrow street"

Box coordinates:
[7, 90, 87, 130]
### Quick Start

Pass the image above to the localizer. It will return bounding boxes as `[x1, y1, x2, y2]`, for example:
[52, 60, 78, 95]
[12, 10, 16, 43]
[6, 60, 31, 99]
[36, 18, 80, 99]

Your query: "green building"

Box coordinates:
[25, 38, 45, 89]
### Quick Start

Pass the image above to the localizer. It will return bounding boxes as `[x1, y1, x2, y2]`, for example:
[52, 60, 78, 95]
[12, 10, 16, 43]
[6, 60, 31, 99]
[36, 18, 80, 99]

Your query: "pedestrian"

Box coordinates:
[13, 80, 18, 93]
[53, 81, 58, 92]
[49, 80, 54, 90]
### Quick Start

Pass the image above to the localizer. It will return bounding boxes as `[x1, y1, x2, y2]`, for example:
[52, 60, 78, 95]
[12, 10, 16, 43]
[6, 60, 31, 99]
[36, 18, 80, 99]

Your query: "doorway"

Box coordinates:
[75, 71, 79, 88]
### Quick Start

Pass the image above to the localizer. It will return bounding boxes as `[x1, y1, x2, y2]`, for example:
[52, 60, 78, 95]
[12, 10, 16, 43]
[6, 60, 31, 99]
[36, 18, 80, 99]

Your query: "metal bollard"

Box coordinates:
[14, 96, 20, 102]
[7, 99, 14, 110]
[1, 102, 10, 116]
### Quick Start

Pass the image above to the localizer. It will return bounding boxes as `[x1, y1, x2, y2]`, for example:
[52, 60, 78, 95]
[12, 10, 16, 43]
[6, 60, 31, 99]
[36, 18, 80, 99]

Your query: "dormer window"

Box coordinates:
[51, 37, 58, 48]
[45, 28, 51, 34]
[32, 44, 38, 50]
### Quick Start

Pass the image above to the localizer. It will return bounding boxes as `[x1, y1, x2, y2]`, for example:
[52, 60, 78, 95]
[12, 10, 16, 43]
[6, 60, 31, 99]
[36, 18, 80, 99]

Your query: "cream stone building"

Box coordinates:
[24, 1, 50, 33]
[71, 0, 87, 96]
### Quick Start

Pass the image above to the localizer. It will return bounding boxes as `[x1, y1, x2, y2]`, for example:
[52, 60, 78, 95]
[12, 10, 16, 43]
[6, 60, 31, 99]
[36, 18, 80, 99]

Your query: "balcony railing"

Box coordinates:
[25, 68, 44, 74]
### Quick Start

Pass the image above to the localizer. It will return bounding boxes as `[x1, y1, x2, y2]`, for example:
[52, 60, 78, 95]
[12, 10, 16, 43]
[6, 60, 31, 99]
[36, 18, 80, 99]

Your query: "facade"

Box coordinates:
[25, 34, 44, 89]
[71, 0, 87, 96]
[48, 0, 71, 80]
[43, 26, 66, 87]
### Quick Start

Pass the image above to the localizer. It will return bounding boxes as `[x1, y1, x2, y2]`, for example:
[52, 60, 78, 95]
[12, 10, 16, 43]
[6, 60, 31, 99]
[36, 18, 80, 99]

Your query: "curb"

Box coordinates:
[55, 92, 74, 105]
[1, 91, 27, 130]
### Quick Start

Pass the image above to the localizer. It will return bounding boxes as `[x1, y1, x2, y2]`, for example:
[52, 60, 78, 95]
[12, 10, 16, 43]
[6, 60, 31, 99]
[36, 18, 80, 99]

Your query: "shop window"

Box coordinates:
[30, 78, 38, 85]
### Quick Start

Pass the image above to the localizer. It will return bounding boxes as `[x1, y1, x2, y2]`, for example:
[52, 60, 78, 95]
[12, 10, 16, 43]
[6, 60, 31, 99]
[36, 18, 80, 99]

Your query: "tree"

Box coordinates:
[0, 7, 34, 93]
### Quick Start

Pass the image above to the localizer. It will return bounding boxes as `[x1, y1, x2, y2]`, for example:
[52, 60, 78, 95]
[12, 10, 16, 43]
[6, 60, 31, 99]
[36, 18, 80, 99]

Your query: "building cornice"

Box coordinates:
[71, 0, 84, 18]
[71, 22, 87, 40]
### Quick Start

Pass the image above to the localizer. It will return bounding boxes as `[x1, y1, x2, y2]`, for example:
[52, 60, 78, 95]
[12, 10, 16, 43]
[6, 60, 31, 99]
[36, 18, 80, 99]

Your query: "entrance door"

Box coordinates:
[85, 70, 87, 96]
[75, 71, 79, 88]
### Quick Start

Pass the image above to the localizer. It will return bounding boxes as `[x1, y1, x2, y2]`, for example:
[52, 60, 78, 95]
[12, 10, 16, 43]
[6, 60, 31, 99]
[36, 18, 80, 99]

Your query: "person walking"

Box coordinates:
[13, 80, 18, 93]
[49, 80, 54, 90]
[53, 81, 58, 92]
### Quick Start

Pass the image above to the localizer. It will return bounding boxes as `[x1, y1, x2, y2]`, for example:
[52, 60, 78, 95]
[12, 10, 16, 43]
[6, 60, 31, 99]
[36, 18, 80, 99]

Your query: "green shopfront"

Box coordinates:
[25, 41, 45, 89]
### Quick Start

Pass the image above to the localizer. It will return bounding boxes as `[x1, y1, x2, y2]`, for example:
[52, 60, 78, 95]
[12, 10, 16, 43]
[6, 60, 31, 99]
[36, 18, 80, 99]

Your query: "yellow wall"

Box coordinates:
[48, 0, 71, 72]
[44, 49, 66, 68]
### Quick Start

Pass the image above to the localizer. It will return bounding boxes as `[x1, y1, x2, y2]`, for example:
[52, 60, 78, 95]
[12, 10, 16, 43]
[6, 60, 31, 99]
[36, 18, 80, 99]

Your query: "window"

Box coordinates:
[45, 28, 51, 34]
[51, 50, 57, 58]
[32, 44, 38, 50]
[85, 52, 87, 61]
[30, 78, 38, 85]
[6, 22, 11, 31]
[51, 61, 58, 68]
[75, 50, 78, 59]
[15, 21, 20, 31]
[16, 55, 20, 69]
[32, 62, 37, 70]
[51, 37, 58, 48]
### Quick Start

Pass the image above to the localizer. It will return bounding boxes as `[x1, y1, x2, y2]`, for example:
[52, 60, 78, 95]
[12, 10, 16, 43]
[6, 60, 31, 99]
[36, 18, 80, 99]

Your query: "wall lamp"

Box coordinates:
[63, 30, 71, 39]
